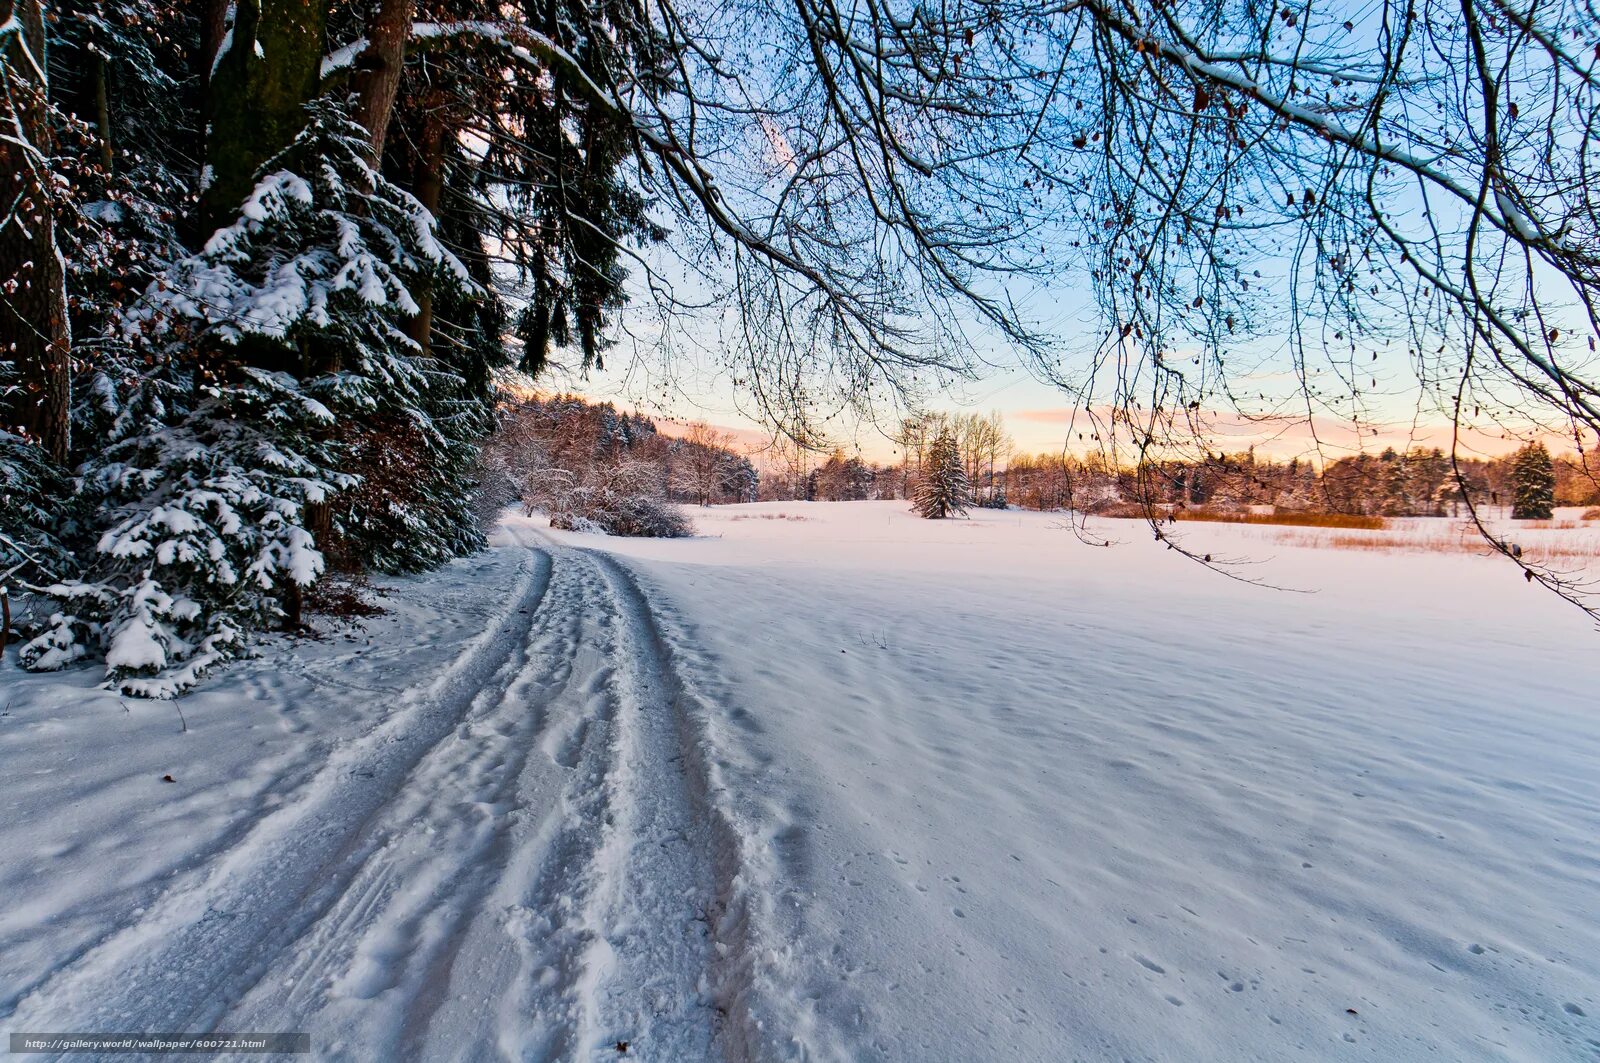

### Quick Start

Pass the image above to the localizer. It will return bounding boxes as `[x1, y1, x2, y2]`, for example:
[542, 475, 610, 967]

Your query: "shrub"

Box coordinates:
[527, 457, 693, 538]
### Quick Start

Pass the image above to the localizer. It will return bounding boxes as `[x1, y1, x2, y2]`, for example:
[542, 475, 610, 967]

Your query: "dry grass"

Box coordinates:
[730, 512, 812, 522]
[1175, 509, 1387, 530]
[1252, 522, 1600, 562]
[1090, 502, 1157, 520]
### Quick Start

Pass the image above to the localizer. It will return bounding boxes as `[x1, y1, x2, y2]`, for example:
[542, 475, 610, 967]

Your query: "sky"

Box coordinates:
[535, 335, 1571, 470]
[477, 0, 1600, 478]
[522, 116, 1591, 472]
[520, 221, 1589, 471]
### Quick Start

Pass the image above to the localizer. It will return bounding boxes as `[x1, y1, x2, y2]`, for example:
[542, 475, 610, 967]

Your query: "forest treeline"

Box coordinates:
[763, 411, 1595, 521]
[1003, 445, 1596, 518]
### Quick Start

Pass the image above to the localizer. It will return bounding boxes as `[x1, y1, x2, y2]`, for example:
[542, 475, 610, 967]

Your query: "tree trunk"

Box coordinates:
[197, 0, 230, 90]
[280, 577, 303, 630]
[405, 97, 448, 353]
[201, 0, 329, 232]
[352, 0, 413, 165]
[0, 0, 72, 463]
[94, 50, 114, 174]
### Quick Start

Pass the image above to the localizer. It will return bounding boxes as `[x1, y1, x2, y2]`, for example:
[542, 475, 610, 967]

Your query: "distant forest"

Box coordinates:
[756, 413, 1599, 517]
[489, 401, 1598, 519]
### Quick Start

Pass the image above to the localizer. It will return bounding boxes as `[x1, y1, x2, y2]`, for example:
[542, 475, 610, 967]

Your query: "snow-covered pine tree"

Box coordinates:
[0, 414, 71, 637]
[1510, 442, 1556, 520]
[913, 430, 972, 519]
[20, 100, 478, 696]
[52, 0, 196, 368]
[718, 455, 760, 503]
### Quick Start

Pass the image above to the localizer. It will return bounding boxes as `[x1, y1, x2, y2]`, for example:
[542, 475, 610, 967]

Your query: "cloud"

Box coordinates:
[1012, 407, 1083, 425]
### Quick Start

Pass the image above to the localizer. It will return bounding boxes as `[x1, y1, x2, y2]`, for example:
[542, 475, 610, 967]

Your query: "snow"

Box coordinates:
[102, 582, 178, 672]
[2, 502, 1596, 1060]
[320, 40, 366, 79]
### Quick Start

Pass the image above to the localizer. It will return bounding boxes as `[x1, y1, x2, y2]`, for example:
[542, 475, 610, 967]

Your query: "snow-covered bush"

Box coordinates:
[19, 101, 479, 696]
[0, 425, 66, 566]
[548, 491, 693, 538]
[1, 426, 71, 635]
[2, 356, 75, 647]
[527, 457, 693, 538]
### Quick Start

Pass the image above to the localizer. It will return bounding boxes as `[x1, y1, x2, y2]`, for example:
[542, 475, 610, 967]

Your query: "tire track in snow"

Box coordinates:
[414, 544, 747, 1062]
[6, 533, 555, 1037]
[216, 544, 608, 1060]
[12, 531, 763, 1062]
[562, 552, 728, 1061]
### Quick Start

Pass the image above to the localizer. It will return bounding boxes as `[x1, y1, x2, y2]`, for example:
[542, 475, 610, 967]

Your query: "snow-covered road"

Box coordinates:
[4, 528, 753, 1060]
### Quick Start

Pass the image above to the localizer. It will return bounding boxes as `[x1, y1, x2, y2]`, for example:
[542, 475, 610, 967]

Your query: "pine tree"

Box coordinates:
[1510, 442, 1556, 519]
[478, 0, 669, 376]
[1381, 452, 1410, 516]
[913, 430, 972, 519]
[19, 101, 478, 696]
[718, 456, 760, 503]
[0, 425, 70, 596]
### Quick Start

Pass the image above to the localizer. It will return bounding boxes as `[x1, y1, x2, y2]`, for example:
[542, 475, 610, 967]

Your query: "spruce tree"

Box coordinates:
[0, 426, 69, 595]
[913, 430, 972, 519]
[19, 101, 478, 696]
[1510, 442, 1556, 519]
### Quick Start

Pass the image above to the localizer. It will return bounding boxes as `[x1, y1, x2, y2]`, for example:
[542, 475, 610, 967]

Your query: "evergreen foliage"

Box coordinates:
[470, 0, 670, 376]
[0, 426, 70, 591]
[19, 102, 480, 696]
[913, 431, 972, 519]
[1510, 443, 1556, 520]
[718, 456, 760, 504]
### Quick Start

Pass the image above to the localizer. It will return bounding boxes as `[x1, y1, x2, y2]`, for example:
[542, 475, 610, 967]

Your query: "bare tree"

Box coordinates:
[563, 0, 1596, 605]
[951, 411, 1012, 501]
[680, 420, 735, 505]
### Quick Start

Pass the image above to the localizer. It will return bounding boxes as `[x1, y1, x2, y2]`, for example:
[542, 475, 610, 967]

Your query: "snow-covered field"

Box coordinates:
[2, 502, 1597, 1061]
